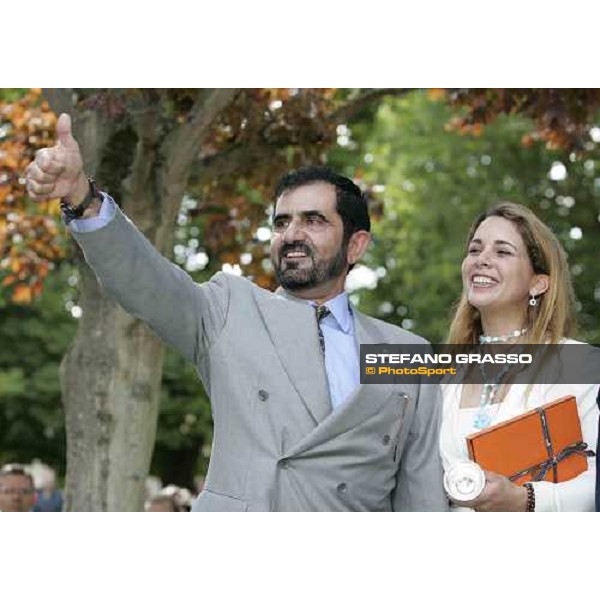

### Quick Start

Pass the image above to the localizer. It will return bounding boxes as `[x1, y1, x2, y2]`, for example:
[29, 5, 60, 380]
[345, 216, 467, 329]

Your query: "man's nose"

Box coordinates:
[282, 219, 307, 243]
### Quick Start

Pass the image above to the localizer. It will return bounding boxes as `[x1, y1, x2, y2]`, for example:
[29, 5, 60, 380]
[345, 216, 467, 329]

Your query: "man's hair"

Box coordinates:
[0, 464, 35, 489]
[274, 166, 371, 240]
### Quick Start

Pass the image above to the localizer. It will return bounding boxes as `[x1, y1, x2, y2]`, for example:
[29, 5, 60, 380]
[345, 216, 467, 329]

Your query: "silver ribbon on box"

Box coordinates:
[443, 460, 486, 502]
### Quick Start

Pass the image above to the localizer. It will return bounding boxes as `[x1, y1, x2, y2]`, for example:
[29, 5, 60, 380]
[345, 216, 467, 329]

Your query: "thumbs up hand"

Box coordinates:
[25, 113, 88, 205]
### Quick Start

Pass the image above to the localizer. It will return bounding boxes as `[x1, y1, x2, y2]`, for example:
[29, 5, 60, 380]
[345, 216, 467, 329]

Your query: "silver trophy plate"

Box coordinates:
[443, 460, 486, 502]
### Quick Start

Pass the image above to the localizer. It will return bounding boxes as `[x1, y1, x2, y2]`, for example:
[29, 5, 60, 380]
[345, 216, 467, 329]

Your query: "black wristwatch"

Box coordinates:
[61, 177, 102, 223]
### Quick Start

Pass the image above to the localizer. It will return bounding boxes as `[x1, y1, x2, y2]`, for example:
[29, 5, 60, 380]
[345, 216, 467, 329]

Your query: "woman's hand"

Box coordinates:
[453, 471, 528, 511]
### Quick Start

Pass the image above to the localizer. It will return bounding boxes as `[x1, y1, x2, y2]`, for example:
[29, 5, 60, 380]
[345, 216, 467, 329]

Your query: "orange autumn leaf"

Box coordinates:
[12, 284, 32, 304]
[427, 89, 447, 101]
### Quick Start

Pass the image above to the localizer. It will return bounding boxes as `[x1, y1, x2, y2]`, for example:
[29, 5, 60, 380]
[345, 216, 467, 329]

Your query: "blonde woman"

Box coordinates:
[440, 202, 599, 511]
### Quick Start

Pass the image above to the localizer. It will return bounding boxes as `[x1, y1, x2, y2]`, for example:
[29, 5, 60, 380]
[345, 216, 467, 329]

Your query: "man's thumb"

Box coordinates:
[56, 113, 76, 148]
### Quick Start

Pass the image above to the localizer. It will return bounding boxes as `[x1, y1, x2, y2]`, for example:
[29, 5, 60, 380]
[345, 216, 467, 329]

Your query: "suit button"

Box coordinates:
[382, 434, 391, 445]
[258, 389, 269, 401]
[279, 459, 290, 469]
[337, 482, 347, 494]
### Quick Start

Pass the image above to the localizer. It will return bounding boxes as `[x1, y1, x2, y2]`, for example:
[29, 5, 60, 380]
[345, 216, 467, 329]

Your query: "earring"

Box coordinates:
[529, 294, 537, 307]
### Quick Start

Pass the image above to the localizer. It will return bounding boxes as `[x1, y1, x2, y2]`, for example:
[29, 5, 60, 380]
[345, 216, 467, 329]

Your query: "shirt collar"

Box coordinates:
[275, 286, 354, 334]
[311, 292, 353, 334]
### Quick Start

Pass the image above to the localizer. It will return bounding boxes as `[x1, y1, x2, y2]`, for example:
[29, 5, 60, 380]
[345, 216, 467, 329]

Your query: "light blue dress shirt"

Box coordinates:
[69, 195, 360, 410]
[310, 294, 360, 410]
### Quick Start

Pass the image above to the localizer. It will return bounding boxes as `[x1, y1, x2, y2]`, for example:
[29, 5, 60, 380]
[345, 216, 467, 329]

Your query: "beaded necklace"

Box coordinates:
[479, 328, 527, 344]
[472, 327, 528, 429]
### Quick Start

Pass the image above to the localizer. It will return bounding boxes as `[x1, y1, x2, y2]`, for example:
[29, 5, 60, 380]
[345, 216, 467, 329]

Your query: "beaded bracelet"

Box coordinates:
[523, 482, 536, 512]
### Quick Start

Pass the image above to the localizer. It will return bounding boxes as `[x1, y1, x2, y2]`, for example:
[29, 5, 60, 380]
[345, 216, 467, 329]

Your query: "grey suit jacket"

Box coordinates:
[73, 207, 448, 511]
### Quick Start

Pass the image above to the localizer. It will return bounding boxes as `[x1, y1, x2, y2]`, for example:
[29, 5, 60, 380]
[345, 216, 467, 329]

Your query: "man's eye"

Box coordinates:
[273, 220, 288, 231]
[306, 216, 324, 225]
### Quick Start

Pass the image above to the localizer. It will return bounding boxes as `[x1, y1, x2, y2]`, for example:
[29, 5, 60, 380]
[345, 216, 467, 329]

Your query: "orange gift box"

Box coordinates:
[466, 395, 593, 485]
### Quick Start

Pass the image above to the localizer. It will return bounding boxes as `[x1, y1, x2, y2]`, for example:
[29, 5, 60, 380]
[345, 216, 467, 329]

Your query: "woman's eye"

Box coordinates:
[467, 247, 480, 254]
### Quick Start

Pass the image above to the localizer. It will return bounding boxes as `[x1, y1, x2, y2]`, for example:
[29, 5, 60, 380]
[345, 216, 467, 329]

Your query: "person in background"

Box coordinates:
[146, 494, 179, 512]
[33, 467, 64, 512]
[0, 464, 36, 512]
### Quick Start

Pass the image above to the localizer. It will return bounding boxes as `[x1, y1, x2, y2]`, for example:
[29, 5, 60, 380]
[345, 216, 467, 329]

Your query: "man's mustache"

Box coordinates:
[278, 243, 314, 260]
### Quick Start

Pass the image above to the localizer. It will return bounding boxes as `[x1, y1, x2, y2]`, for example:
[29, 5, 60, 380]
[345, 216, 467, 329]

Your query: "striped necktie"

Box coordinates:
[315, 305, 331, 354]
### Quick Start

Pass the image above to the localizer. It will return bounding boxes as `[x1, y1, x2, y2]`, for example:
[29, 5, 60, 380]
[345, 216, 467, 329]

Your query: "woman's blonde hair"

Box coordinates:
[446, 202, 577, 345]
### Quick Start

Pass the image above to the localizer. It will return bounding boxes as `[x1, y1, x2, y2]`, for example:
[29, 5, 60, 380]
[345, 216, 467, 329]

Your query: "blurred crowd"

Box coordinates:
[0, 460, 201, 512]
[144, 475, 203, 512]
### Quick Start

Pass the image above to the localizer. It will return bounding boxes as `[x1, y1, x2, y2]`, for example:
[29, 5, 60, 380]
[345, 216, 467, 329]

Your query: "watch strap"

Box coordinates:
[61, 177, 101, 223]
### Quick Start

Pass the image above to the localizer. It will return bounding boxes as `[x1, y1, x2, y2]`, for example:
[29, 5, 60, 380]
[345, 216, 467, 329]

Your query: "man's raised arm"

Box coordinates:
[25, 113, 229, 366]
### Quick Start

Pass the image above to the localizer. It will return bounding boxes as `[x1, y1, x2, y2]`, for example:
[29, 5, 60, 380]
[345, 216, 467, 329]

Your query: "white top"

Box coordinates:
[440, 339, 599, 511]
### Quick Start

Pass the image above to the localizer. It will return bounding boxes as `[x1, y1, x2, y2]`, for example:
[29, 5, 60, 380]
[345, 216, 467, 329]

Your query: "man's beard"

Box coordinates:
[273, 241, 348, 290]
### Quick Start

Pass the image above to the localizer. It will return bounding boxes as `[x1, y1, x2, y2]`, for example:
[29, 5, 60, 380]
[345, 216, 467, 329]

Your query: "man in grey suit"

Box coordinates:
[26, 114, 448, 511]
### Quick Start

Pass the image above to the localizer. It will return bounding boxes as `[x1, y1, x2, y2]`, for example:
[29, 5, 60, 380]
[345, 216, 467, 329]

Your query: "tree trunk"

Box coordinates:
[60, 256, 164, 511]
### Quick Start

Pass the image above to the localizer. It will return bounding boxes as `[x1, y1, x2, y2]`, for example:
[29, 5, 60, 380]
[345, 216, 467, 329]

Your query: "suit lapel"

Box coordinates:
[287, 380, 402, 455]
[256, 288, 332, 424]
[288, 309, 413, 454]
[347, 308, 396, 421]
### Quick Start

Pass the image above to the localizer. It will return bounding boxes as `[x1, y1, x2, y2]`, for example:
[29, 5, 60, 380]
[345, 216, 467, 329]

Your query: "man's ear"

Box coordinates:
[347, 230, 372, 266]
[530, 274, 550, 296]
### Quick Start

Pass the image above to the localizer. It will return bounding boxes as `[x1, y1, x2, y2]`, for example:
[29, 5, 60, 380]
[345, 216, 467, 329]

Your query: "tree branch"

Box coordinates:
[153, 89, 241, 245]
[165, 88, 241, 182]
[329, 88, 417, 123]
[190, 89, 419, 184]
[191, 139, 289, 184]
